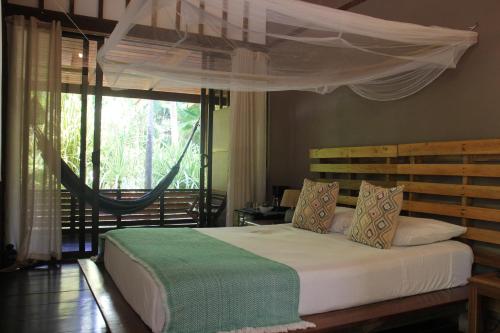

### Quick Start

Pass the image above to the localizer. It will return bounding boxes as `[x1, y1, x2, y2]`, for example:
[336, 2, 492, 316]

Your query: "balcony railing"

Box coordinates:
[61, 188, 199, 232]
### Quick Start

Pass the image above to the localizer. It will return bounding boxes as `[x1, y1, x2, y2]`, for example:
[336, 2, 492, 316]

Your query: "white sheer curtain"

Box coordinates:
[5, 16, 62, 261]
[226, 49, 267, 226]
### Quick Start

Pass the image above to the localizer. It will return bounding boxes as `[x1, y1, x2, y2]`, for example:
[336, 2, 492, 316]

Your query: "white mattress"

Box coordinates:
[104, 224, 473, 333]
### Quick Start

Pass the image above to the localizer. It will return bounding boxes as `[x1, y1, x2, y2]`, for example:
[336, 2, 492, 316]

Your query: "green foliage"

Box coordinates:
[60, 94, 95, 187]
[60, 93, 201, 190]
[61, 93, 83, 176]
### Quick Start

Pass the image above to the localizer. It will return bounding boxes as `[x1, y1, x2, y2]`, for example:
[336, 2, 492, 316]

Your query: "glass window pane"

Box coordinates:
[61, 92, 82, 176]
[99, 96, 200, 190]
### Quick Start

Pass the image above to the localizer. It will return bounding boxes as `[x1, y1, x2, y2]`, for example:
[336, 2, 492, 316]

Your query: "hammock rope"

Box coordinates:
[36, 120, 200, 215]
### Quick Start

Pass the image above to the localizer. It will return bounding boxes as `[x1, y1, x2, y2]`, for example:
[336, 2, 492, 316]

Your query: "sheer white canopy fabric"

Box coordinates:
[226, 49, 267, 226]
[98, 0, 477, 100]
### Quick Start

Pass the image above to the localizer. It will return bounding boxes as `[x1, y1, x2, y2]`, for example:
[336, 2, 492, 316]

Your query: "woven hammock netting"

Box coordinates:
[97, 0, 477, 101]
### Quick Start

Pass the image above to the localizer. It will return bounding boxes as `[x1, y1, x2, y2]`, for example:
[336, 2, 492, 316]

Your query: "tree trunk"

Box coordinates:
[170, 102, 179, 147]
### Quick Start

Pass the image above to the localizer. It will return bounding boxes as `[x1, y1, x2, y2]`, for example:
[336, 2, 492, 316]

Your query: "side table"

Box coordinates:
[468, 272, 500, 333]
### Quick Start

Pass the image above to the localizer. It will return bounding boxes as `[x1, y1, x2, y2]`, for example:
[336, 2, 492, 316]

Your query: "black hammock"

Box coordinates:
[36, 121, 199, 216]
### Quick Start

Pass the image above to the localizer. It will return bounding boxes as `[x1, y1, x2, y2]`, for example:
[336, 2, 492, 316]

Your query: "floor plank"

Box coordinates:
[0, 263, 107, 333]
[78, 259, 150, 333]
[0, 289, 96, 308]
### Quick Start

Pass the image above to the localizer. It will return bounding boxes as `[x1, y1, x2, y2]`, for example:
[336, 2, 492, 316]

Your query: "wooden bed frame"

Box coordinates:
[310, 138, 500, 269]
[80, 138, 500, 332]
[79, 259, 468, 333]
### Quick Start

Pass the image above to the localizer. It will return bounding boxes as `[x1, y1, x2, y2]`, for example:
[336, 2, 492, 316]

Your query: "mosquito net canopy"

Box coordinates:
[97, 0, 478, 100]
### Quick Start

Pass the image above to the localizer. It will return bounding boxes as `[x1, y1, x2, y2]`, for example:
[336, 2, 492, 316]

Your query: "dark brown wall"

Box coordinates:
[269, 0, 500, 190]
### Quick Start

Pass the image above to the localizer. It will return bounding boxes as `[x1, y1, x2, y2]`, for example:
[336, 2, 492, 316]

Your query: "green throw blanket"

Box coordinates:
[101, 228, 306, 333]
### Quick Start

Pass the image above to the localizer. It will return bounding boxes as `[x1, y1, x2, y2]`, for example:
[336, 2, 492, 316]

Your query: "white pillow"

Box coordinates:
[329, 206, 355, 233]
[392, 216, 467, 246]
[339, 213, 467, 246]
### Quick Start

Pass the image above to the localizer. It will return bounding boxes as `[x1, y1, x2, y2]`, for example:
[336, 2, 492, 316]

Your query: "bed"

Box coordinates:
[104, 224, 472, 333]
[81, 138, 500, 333]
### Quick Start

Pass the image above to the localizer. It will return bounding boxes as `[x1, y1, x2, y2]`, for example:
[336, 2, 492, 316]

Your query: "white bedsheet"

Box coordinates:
[104, 224, 473, 333]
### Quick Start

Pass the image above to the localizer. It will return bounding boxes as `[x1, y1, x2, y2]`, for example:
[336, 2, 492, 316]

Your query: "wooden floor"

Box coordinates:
[0, 263, 463, 333]
[0, 263, 107, 333]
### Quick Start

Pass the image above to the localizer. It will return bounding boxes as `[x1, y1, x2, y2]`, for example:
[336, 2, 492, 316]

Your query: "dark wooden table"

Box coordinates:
[468, 272, 500, 333]
[235, 208, 286, 226]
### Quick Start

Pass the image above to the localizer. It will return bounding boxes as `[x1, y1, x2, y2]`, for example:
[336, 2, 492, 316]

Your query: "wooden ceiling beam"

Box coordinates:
[267, 0, 369, 48]
[300, 0, 368, 10]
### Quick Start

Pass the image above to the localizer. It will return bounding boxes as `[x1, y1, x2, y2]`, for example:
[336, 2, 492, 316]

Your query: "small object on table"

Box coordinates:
[258, 205, 274, 214]
[280, 189, 301, 223]
[468, 272, 500, 333]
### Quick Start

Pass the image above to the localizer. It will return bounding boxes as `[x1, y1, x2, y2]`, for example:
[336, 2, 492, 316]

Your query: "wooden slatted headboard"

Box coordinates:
[310, 138, 500, 269]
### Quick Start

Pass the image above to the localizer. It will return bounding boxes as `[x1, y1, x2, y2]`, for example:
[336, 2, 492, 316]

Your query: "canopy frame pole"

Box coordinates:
[91, 37, 105, 255]
[78, 37, 89, 254]
[199, 88, 207, 227]
[206, 89, 215, 227]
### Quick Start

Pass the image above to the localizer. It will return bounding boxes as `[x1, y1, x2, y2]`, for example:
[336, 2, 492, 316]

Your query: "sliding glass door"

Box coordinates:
[60, 32, 102, 258]
[59, 32, 231, 258]
[198, 90, 230, 228]
[61, 33, 205, 258]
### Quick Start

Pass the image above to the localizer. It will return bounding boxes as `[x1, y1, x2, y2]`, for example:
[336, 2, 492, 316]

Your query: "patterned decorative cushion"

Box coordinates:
[348, 181, 404, 249]
[292, 179, 339, 233]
